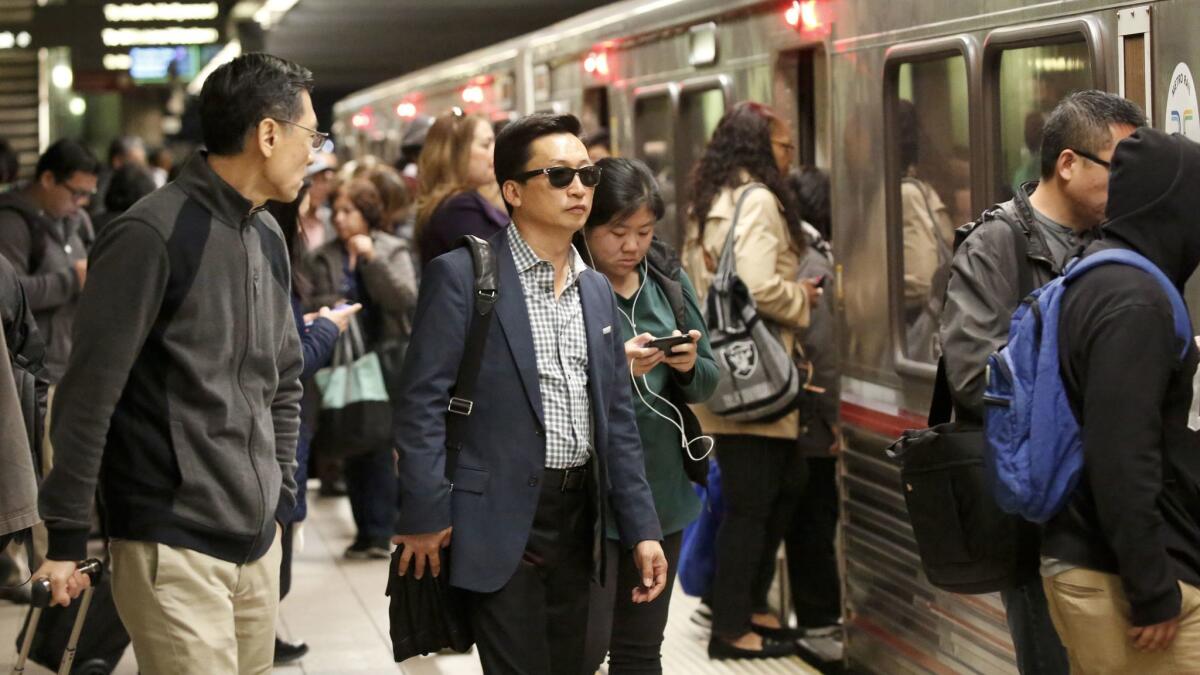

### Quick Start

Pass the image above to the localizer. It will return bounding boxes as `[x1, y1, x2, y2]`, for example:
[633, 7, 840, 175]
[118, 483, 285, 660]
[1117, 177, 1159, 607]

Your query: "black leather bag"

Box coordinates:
[388, 235, 495, 661]
[886, 217, 1039, 594]
[887, 369, 1039, 594]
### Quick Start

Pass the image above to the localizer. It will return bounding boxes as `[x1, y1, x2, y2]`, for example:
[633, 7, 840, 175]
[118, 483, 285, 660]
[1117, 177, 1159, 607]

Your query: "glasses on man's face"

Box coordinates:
[1069, 147, 1111, 169]
[58, 181, 96, 201]
[772, 138, 796, 153]
[515, 165, 603, 189]
[271, 118, 330, 151]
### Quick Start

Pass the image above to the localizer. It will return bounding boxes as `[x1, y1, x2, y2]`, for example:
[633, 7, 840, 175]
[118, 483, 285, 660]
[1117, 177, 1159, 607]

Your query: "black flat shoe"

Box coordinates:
[274, 637, 309, 664]
[708, 635, 797, 660]
[750, 622, 806, 641]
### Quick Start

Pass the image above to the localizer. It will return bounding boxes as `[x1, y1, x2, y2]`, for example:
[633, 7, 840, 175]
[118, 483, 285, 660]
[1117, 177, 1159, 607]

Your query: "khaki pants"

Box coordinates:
[110, 531, 282, 675]
[1043, 567, 1200, 674]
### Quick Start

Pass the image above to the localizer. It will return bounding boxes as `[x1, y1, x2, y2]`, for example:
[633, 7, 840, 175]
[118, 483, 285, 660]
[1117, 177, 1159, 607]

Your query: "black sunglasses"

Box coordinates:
[514, 165, 602, 189]
[1068, 147, 1111, 169]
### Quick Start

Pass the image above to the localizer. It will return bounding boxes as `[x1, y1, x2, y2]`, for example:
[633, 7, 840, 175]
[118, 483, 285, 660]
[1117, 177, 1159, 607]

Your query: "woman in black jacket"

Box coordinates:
[413, 111, 509, 266]
[266, 184, 358, 664]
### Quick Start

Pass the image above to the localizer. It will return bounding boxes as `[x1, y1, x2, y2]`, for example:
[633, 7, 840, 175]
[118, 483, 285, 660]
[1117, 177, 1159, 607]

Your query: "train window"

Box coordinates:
[679, 87, 725, 169]
[677, 85, 726, 238]
[994, 41, 1092, 201]
[634, 92, 678, 243]
[890, 55, 970, 364]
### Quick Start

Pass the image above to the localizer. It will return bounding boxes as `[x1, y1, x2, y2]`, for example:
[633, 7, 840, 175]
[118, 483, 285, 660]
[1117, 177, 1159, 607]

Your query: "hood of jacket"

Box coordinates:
[1102, 127, 1200, 287]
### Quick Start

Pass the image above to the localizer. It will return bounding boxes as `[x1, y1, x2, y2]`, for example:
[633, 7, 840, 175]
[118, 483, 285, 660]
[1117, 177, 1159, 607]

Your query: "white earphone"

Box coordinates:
[615, 259, 715, 463]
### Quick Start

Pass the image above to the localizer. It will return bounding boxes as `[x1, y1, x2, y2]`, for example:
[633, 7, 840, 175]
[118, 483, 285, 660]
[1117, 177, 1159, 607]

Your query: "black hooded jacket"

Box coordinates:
[1045, 128, 1200, 627]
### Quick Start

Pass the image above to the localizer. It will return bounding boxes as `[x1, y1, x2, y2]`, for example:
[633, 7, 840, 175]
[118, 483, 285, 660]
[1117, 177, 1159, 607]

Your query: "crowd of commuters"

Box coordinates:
[2, 46, 1197, 675]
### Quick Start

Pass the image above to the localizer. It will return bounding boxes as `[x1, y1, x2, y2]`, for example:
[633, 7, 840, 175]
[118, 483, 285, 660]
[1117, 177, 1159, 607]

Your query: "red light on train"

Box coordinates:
[584, 51, 609, 77]
[785, 0, 827, 34]
[396, 102, 417, 118]
[461, 85, 485, 104]
[351, 110, 372, 129]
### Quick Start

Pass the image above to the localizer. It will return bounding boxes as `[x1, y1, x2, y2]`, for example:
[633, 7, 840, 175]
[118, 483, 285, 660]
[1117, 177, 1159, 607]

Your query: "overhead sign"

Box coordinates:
[1165, 62, 1200, 141]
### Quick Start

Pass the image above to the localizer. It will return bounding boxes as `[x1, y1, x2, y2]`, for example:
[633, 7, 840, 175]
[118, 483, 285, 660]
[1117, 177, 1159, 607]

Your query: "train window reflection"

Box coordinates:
[677, 87, 725, 243]
[634, 93, 677, 241]
[893, 56, 969, 364]
[996, 41, 1092, 201]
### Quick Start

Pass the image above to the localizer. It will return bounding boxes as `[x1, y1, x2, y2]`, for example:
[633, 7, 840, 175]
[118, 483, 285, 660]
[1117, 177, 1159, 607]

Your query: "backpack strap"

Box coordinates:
[444, 235, 499, 479]
[1065, 249, 1192, 359]
[712, 183, 765, 292]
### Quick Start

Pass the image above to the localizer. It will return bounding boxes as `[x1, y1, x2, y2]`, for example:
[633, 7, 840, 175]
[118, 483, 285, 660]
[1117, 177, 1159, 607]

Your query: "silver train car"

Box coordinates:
[335, 1, 1200, 672]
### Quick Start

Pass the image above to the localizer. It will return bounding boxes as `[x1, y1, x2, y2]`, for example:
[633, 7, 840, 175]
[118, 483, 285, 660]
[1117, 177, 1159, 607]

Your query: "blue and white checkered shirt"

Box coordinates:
[506, 223, 592, 469]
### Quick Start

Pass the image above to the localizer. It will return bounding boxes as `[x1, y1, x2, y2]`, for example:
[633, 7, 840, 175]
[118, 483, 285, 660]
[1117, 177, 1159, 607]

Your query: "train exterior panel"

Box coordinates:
[335, 2, 1200, 672]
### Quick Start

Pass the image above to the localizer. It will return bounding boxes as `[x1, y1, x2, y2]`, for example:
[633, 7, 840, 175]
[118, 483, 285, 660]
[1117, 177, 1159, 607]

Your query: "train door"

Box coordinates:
[675, 76, 730, 243]
[633, 84, 680, 246]
[580, 86, 609, 139]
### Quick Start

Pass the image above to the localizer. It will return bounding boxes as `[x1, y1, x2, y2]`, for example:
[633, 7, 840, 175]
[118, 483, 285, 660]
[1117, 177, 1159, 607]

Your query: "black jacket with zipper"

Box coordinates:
[1046, 128, 1200, 627]
[39, 153, 303, 564]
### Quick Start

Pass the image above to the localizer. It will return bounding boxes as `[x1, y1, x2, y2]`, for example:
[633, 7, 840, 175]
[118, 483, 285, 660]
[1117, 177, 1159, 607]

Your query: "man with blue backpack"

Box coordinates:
[940, 90, 1144, 674]
[988, 127, 1200, 671]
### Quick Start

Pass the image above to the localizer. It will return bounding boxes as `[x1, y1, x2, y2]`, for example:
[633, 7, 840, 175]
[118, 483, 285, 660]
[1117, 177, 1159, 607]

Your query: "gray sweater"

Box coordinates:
[39, 154, 303, 564]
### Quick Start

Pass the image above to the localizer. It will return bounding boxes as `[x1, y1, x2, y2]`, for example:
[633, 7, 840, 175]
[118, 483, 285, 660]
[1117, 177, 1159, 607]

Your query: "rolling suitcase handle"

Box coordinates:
[11, 558, 103, 675]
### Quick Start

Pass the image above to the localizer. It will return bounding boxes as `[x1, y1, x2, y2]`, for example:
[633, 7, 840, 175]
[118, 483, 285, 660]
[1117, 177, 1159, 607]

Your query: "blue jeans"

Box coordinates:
[1001, 579, 1069, 674]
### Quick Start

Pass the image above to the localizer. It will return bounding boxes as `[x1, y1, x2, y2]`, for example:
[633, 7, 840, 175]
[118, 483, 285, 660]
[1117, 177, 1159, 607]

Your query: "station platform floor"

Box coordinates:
[1, 490, 818, 674]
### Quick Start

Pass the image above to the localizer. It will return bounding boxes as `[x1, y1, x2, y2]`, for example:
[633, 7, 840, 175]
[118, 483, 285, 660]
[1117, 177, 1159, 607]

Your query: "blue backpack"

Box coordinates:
[983, 248, 1192, 523]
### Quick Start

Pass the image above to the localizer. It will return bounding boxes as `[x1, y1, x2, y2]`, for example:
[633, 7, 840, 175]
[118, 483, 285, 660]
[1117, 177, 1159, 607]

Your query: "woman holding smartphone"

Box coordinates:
[577, 157, 718, 674]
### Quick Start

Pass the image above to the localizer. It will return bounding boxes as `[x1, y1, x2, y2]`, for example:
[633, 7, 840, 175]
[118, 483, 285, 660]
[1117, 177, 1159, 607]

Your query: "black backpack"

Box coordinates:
[886, 211, 1041, 594]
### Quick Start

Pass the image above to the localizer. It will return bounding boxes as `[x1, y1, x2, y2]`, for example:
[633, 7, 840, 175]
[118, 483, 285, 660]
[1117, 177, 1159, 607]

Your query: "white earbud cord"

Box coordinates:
[616, 260, 715, 463]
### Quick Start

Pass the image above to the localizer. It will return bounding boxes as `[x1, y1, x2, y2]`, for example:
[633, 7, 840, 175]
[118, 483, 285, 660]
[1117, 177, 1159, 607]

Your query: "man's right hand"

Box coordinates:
[1130, 616, 1181, 651]
[32, 559, 90, 607]
[801, 276, 823, 308]
[391, 527, 452, 579]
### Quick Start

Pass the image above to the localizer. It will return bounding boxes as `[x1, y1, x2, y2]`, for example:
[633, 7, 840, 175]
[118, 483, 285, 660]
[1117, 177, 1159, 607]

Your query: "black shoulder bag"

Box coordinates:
[886, 216, 1040, 594]
[387, 235, 495, 661]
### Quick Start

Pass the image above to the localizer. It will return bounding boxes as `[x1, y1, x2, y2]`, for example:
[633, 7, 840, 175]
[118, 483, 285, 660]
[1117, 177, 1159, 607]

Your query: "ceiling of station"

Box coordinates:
[263, 0, 617, 99]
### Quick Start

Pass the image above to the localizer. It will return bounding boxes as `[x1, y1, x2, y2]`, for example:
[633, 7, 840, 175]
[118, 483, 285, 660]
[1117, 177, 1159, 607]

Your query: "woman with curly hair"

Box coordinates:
[682, 101, 822, 660]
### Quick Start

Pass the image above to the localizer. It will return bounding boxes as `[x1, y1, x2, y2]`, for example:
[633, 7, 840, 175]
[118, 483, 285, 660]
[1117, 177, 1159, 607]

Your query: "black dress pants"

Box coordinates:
[582, 531, 683, 674]
[468, 466, 594, 675]
[784, 456, 841, 627]
[711, 434, 808, 639]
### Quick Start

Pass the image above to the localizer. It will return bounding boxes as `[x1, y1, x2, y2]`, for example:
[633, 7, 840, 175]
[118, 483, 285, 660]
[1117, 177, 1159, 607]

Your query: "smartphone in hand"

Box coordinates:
[646, 335, 694, 354]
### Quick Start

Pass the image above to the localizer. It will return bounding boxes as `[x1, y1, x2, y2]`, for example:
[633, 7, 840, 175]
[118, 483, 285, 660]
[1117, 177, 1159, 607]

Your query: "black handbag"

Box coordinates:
[388, 235, 495, 661]
[886, 216, 1039, 594]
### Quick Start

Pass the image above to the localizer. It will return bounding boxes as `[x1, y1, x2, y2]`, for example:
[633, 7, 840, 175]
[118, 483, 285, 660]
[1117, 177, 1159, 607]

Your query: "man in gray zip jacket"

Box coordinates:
[33, 53, 316, 674]
[939, 90, 1144, 674]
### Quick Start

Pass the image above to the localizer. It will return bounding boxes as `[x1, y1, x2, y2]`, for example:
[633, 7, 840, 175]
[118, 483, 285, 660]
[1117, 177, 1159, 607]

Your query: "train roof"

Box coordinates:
[334, 0, 767, 116]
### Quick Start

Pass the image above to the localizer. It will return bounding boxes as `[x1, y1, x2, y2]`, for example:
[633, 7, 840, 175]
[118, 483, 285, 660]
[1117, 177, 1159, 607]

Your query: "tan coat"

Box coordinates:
[682, 179, 811, 440]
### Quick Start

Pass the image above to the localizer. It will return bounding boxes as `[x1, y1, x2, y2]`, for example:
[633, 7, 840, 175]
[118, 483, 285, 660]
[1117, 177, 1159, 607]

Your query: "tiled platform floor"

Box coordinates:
[1, 491, 818, 674]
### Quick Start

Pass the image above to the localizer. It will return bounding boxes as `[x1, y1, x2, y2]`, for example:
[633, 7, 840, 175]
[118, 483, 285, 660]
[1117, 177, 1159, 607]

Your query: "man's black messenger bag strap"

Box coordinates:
[886, 216, 1038, 595]
[388, 234, 495, 662]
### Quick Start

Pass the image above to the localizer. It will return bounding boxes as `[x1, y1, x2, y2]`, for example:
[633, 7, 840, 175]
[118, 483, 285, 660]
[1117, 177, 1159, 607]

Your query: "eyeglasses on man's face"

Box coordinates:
[514, 165, 603, 189]
[1068, 147, 1111, 170]
[271, 118, 330, 151]
[57, 180, 96, 201]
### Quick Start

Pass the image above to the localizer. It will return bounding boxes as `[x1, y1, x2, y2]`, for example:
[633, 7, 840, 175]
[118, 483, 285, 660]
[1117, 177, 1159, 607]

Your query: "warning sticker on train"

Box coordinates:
[1166, 63, 1200, 141]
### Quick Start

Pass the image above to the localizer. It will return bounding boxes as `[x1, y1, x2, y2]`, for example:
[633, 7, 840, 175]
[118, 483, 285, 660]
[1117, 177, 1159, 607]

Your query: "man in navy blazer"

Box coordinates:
[392, 113, 667, 674]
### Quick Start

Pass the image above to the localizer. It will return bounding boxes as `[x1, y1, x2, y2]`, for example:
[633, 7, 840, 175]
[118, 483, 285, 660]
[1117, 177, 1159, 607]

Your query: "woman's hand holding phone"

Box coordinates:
[318, 303, 363, 333]
[661, 330, 701, 374]
[625, 333, 666, 377]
